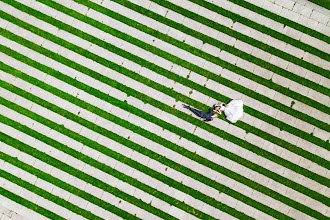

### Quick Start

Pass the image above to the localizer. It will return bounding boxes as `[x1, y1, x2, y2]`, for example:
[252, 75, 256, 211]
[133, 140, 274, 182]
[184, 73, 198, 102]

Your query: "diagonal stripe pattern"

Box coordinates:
[0, 0, 329, 219]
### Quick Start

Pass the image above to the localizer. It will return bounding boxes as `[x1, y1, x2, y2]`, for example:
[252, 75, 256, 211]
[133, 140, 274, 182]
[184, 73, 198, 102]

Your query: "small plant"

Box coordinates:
[290, 101, 295, 108]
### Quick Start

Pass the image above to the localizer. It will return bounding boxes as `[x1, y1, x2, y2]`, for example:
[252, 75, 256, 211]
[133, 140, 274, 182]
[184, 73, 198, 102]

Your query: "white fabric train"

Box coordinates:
[222, 100, 244, 123]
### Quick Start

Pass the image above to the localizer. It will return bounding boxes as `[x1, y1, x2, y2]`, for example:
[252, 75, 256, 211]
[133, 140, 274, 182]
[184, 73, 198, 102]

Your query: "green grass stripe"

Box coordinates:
[0, 87, 295, 220]
[115, 0, 330, 77]
[0, 185, 65, 220]
[185, 0, 330, 61]
[0, 6, 328, 159]
[308, 0, 330, 10]
[1, 18, 328, 175]
[0, 109, 226, 220]
[0, 138, 140, 220]
[149, 0, 330, 66]
[1, 38, 329, 208]
[0, 92, 252, 220]
[44, 0, 330, 116]
[0, 64, 327, 219]
[0, 0, 328, 217]
[1, 25, 330, 194]
[0, 127, 175, 220]
[227, 0, 330, 42]
[17, 0, 330, 138]
[65, 0, 330, 149]
[2, 1, 329, 159]
[0, 118, 222, 220]
[0, 35, 327, 194]
[0, 157, 106, 220]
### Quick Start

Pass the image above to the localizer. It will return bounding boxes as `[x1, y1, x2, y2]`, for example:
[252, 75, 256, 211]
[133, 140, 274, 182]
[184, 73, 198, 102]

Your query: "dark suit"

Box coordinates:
[183, 105, 214, 122]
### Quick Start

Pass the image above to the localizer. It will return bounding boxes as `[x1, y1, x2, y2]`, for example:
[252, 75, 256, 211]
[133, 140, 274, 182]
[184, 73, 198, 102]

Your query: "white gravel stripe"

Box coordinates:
[0, 173, 75, 220]
[3, 3, 330, 145]
[0, 57, 327, 219]
[0, 192, 50, 220]
[88, 0, 330, 91]
[0, 122, 164, 220]
[4, 0, 330, 143]
[0, 202, 31, 220]
[1, 0, 329, 219]
[0, 96, 250, 220]
[11, 0, 330, 114]
[0, 73, 277, 220]
[74, 0, 330, 122]
[0, 152, 106, 220]
[92, 0, 330, 102]
[242, 0, 330, 37]
[205, 0, 330, 53]
[2, 13, 329, 163]
[0, 85, 305, 220]
[2, 29, 330, 201]
[1, 33, 328, 196]
[0, 90, 235, 220]
[123, 0, 330, 73]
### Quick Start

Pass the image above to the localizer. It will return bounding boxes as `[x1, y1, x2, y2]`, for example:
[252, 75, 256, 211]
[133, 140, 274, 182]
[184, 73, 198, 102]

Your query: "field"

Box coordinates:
[0, 0, 329, 219]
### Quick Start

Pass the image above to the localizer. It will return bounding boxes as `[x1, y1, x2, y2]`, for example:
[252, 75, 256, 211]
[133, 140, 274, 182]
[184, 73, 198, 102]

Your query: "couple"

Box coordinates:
[183, 100, 243, 123]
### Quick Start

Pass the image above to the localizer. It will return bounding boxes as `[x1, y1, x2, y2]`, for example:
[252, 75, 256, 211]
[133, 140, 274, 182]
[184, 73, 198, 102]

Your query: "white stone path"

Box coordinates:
[0, 0, 329, 219]
[0, 202, 32, 220]
[244, 0, 330, 35]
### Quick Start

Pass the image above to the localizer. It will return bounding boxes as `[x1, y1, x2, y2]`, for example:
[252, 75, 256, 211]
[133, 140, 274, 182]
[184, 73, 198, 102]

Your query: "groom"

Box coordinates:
[183, 104, 218, 122]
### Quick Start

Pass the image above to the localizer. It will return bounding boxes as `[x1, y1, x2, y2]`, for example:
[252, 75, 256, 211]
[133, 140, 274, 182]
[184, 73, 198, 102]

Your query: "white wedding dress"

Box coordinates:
[222, 100, 244, 123]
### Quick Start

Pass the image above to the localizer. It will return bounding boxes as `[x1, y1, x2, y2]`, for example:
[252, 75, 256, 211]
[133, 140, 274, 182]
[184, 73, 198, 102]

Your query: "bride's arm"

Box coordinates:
[215, 110, 222, 114]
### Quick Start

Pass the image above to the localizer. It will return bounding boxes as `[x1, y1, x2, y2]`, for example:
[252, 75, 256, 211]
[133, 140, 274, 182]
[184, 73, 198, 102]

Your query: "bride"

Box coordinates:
[214, 100, 244, 123]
